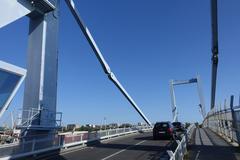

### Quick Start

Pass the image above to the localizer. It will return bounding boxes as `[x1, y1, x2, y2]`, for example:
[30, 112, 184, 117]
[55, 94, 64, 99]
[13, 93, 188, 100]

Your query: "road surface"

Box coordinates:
[187, 128, 240, 160]
[39, 132, 172, 160]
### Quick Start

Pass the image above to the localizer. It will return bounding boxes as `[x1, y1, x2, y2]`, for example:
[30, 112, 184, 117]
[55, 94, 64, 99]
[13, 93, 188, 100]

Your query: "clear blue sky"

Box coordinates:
[0, 0, 240, 126]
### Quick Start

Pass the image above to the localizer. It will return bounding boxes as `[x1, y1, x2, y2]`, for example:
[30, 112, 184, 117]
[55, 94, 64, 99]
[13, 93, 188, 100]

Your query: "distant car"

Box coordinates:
[172, 122, 185, 132]
[153, 122, 176, 140]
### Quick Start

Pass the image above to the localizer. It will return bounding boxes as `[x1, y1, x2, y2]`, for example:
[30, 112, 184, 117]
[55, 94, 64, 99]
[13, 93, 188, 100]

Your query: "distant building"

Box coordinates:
[67, 124, 80, 131]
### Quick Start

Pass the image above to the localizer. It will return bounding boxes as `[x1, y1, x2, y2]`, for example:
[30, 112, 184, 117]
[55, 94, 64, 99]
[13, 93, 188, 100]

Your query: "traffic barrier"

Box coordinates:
[167, 124, 196, 160]
[203, 95, 240, 145]
[0, 125, 152, 159]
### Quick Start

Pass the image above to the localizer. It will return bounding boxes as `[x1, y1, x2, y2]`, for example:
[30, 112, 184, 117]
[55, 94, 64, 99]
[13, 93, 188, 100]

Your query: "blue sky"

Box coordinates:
[0, 0, 240, 126]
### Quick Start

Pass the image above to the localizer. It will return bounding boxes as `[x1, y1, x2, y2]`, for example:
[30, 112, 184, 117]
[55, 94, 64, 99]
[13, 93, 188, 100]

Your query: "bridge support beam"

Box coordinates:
[170, 76, 206, 122]
[22, 0, 59, 135]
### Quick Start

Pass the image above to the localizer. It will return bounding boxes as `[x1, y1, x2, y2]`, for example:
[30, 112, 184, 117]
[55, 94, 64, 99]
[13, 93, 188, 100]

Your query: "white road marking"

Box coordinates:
[101, 140, 146, 160]
[194, 150, 201, 160]
[101, 132, 138, 144]
[42, 133, 146, 160]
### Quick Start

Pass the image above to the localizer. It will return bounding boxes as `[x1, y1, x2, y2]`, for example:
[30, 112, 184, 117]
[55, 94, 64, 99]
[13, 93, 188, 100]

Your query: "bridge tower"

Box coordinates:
[170, 76, 206, 122]
[0, 0, 61, 137]
[22, 0, 60, 136]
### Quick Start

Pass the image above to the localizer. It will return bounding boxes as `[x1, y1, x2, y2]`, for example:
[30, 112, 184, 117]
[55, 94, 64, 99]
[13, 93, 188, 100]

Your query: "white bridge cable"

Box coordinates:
[196, 76, 206, 118]
[210, 0, 219, 110]
[170, 80, 177, 122]
[65, 0, 152, 126]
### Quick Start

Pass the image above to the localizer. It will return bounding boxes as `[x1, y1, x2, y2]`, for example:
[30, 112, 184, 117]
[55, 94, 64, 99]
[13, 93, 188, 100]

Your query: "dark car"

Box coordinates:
[172, 122, 185, 132]
[153, 122, 176, 140]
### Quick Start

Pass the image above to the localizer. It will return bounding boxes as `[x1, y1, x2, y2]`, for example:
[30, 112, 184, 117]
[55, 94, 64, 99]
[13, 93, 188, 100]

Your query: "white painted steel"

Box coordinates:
[0, 60, 26, 118]
[0, 0, 33, 28]
[22, 0, 59, 131]
[170, 76, 206, 122]
[168, 124, 196, 160]
[196, 75, 206, 118]
[170, 80, 177, 122]
[203, 102, 240, 145]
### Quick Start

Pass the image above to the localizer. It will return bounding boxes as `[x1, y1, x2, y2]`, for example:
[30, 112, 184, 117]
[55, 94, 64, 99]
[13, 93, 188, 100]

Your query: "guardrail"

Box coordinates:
[62, 127, 145, 148]
[16, 107, 63, 130]
[0, 125, 152, 159]
[167, 123, 196, 160]
[0, 134, 61, 159]
[203, 95, 240, 145]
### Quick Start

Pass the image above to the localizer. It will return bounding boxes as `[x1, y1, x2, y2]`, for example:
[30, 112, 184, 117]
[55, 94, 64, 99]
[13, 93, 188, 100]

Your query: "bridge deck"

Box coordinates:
[37, 132, 171, 160]
[188, 127, 240, 160]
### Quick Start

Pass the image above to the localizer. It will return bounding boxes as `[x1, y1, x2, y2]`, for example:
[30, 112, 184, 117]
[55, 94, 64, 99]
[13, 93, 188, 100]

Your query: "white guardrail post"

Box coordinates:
[61, 126, 152, 148]
[167, 124, 196, 160]
[0, 125, 153, 159]
[203, 95, 240, 145]
[167, 150, 175, 160]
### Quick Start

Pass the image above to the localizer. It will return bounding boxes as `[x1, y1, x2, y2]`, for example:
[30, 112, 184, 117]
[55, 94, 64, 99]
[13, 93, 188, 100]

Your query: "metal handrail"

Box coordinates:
[0, 125, 152, 159]
[203, 104, 240, 144]
[16, 107, 62, 129]
[167, 124, 196, 160]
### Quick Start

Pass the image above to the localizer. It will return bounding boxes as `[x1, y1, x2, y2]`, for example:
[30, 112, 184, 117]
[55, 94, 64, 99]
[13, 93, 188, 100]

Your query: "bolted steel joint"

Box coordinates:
[172, 107, 177, 112]
[28, 0, 56, 17]
[211, 54, 218, 64]
[212, 46, 218, 55]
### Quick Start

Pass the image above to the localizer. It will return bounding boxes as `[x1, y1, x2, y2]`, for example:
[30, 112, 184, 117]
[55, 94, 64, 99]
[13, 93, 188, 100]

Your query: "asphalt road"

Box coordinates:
[188, 128, 240, 160]
[39, 132, 172, 160]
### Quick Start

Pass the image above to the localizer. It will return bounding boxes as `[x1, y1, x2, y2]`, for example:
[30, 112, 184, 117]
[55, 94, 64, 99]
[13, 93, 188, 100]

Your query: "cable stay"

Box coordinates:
[65, 0, 152, 126]
[210, 0, 219, 110]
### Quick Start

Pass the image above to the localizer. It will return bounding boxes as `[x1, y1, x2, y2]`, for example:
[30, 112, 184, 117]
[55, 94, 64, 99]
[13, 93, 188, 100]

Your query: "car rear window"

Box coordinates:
[172, 122, 181, 126]
[155, 123, 169, 128]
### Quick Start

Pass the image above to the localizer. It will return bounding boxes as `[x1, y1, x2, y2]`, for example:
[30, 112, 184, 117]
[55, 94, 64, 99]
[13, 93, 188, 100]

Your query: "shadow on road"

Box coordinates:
[35, 134, 175, 160]
[187, 128, 240, 160]
[94, 143, 168, 152]
[134, 135, 154, 141]
[187, 145, 240, 160]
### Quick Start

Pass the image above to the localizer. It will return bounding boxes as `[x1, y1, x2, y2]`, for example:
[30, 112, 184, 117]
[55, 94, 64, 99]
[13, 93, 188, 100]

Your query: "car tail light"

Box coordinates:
[167, 128, 173, 134]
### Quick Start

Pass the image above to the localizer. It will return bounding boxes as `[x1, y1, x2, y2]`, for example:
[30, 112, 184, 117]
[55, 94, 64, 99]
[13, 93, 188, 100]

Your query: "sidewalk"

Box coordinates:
[187, 127, 240, 160]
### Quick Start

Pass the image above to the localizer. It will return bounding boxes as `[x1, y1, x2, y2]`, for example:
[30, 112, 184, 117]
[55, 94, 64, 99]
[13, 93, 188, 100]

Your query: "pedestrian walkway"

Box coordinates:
[187, 127, 240, 160]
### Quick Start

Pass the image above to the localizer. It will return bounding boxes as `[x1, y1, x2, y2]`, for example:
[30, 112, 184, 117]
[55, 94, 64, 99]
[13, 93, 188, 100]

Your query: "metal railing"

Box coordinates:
[16, 107, 62, 130]
[0, 125, 152, 159]
[167, 124, 196, 160]
[19, 108, 40, 127]
[203, 95, 240, 144]
[62, 126, 152, 148]
[0, 134, 61, 159]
